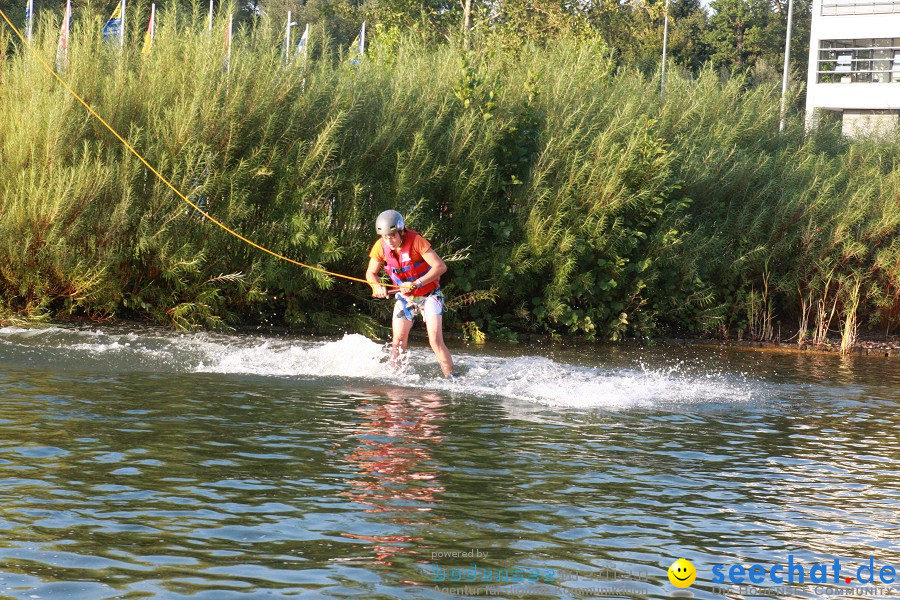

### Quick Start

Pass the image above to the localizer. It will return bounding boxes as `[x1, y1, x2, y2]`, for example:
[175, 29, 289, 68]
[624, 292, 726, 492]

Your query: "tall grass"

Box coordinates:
[0, 9, 897, 350]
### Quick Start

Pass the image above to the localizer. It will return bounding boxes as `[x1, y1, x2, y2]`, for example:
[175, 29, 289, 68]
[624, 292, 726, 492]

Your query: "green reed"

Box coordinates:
[0, 11, 896, 351]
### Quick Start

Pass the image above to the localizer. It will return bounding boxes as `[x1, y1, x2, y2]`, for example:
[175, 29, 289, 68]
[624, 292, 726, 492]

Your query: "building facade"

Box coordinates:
[805, 0, 900, 136]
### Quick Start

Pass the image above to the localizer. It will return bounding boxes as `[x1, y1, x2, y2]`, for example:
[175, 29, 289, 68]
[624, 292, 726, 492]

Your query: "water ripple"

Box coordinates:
[0, 328, 896, 598]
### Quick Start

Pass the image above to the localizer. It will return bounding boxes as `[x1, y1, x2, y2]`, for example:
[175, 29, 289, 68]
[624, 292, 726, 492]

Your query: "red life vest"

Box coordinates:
[381, 230, 439, 297]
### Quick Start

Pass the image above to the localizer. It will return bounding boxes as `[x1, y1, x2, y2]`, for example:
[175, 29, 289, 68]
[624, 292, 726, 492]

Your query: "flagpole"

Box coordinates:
[285, 11, 291, 63]
[225, 12, 233, 72]
[284, 12, 297, 64]
[660, 0, 670, 96]
[120, 0, 126, 51]
[66, 0, 71, 64]
[462, 0, 471, 50]
[57, 0, 71, 71]
[779, 0, 795, 132]
[208, 0, 213, 32]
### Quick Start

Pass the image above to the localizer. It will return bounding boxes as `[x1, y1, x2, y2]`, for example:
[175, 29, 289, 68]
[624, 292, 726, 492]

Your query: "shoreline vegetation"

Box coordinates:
[1, 11, 898, 355]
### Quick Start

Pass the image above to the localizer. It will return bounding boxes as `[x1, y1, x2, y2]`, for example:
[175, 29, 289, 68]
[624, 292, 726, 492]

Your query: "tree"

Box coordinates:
[290, 0, 361, 46]
[705, 0, 772, 70]
[668, 2, 711, 72]
[484, 0, 593, 50]
[765, 0, 812, 78]
[360, 0, 459, 41]
[587, 0, 710, 74]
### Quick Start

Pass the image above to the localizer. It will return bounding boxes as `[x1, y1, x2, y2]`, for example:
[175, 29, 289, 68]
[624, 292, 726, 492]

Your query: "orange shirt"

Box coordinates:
[369, 232, 432, 264]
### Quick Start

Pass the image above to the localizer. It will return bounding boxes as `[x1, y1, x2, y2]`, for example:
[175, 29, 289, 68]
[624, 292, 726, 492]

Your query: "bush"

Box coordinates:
[0, 11, 896, 349]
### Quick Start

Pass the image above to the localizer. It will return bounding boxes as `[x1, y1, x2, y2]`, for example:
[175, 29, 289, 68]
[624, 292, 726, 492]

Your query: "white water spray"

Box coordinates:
[0, 327, 757, 408]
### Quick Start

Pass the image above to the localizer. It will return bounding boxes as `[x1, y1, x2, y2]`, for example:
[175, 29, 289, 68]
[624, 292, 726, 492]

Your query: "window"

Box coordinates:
[817, 39, 900, 83]
[835, 54, 852, 72]
[821, 0, 900, 15]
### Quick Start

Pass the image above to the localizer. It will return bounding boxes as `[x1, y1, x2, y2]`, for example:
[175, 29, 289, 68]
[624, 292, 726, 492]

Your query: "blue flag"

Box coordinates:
[102, 1, 123, 42]
[25, 0, 33, 41]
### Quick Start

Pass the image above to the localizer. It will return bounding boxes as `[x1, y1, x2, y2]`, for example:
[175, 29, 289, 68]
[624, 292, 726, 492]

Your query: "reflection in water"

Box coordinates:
[340, 387, 446, 567]
[0, 327, 898, 599]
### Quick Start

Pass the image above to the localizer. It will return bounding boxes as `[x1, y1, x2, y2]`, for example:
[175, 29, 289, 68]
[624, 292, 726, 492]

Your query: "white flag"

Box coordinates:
[295, 23, 309, 58]
[55, 0, 71, 71]
[349, 22, 365, 65]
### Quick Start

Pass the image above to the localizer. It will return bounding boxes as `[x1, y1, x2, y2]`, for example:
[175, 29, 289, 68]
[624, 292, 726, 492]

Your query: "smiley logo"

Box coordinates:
[668, 558, 696, 588]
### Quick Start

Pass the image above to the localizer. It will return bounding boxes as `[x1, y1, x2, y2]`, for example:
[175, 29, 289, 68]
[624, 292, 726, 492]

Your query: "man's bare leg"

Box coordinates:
[424, 313, 454, 377]
[391, 317, 413, 370]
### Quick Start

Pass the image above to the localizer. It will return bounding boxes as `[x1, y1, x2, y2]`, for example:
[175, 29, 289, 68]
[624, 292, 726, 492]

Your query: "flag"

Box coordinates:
[102, 0, 124, 43]
[25, 0, 33, 43]
[142, 3, 155, 56]
[349, 21, 365, 65]
[295, 23, 309, 58]
[55, 0, 71, 71]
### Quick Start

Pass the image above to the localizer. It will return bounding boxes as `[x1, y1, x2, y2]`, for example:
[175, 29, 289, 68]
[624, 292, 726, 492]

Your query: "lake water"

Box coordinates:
[0, 325, 897, 599]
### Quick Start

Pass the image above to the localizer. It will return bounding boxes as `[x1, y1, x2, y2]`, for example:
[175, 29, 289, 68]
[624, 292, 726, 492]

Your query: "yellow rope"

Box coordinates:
[0, 8, 389, 290]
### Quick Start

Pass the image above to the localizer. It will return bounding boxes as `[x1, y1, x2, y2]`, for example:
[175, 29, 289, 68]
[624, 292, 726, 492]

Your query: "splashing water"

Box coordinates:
[0, 326, 757, 409]
[195, 333, 389, 379]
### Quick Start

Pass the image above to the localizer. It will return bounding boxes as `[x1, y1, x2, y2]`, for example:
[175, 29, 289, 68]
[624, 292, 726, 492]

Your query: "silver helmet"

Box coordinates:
[375, 210, 405, 235]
